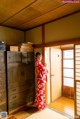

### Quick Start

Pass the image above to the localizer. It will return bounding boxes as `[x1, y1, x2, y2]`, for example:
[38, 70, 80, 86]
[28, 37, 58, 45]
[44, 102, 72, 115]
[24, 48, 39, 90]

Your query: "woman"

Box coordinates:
[34, 52, 48, 110]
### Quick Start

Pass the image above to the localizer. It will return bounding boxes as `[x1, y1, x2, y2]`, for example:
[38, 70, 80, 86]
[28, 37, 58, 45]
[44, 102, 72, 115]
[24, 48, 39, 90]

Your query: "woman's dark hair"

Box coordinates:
[36, 52, 42, 57]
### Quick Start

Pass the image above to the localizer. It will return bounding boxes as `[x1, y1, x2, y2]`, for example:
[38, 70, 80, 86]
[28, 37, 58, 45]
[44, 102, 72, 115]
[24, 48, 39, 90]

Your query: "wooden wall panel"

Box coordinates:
[63, 86, 74, 99]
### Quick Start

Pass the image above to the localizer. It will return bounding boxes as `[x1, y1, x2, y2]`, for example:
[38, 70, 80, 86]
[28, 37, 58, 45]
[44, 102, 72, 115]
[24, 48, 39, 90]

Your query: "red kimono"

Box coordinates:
[34, 59, 48, 110]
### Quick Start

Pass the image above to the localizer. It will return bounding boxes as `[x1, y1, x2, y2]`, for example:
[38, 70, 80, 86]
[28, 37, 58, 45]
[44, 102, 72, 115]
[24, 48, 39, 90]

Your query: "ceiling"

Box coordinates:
[0, 0, 80, 31]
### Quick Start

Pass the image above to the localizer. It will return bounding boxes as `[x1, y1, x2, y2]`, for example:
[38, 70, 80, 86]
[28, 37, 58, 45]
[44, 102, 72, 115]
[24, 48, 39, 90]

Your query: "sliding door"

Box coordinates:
[75, 45, 80, 118]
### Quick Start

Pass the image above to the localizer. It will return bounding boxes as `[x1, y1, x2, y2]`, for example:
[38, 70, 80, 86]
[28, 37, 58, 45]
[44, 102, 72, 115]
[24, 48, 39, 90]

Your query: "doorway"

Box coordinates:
[45, 45, 74, 117]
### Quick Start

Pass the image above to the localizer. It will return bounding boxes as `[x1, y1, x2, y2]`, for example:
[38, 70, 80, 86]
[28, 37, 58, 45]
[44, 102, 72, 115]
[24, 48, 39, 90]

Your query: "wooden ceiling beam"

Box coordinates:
[33, 38, 80, 48]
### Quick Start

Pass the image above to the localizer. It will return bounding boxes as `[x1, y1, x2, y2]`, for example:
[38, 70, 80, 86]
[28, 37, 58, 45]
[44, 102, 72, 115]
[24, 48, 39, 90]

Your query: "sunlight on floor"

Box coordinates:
[48, 97, 74, 117]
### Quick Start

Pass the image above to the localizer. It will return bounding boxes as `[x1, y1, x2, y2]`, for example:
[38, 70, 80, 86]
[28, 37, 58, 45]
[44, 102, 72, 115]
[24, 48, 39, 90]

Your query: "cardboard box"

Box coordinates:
[10, 46, 19, 51]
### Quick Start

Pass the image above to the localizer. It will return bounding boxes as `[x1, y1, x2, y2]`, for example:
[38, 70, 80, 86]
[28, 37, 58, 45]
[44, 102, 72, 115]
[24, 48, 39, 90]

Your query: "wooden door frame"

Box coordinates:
[74, 44, 76, 118]
[49, 47, 52, 103]
[44, 43, 76, 104]
[44, 44, 76, 119]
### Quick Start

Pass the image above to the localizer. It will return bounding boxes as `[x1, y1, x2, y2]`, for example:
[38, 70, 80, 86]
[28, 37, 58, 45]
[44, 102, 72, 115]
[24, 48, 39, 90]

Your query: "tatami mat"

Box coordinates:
[26, 108, 70, 119]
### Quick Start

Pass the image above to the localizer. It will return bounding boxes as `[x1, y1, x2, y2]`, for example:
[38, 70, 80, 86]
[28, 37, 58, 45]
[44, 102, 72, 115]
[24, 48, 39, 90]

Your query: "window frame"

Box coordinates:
[62, 49, 74, 88]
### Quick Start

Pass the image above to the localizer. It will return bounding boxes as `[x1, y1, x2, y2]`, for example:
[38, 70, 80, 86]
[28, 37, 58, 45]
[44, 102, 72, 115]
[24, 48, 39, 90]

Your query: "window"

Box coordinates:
[63, 50, 74, 87]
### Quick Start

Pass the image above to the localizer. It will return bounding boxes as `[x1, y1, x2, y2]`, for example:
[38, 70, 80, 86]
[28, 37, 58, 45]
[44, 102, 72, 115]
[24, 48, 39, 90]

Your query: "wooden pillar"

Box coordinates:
[42, 25, 48, 104]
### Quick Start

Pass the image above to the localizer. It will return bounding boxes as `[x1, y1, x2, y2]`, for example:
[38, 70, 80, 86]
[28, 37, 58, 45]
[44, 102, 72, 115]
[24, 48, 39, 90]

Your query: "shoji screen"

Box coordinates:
[75, 45, 80, 118]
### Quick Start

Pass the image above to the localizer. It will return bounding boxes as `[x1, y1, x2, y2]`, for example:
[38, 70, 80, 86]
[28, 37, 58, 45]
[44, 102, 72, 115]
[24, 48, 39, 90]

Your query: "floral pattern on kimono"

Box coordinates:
[34, 60, 48, 110]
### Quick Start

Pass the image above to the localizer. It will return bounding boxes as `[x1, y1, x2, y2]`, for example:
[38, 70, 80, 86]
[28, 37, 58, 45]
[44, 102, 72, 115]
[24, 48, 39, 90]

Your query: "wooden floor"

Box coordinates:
[48, 97, 74, 117]
[6, 97, 74, 119]
[8, 107, 38, 119]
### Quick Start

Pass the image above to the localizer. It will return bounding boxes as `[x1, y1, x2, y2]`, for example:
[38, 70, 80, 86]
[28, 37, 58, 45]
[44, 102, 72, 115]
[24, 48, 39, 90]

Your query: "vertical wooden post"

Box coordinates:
[42, 25, 48, 104]
[42, 25, 45, 64]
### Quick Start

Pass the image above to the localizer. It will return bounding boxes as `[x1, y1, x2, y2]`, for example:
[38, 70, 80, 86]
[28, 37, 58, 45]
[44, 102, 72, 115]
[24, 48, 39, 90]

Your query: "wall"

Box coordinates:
[0, 26, 24, 45]
[45, 12, 80, 42]
[25, 26, 42, 44]
[25, 12, 80, 44]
